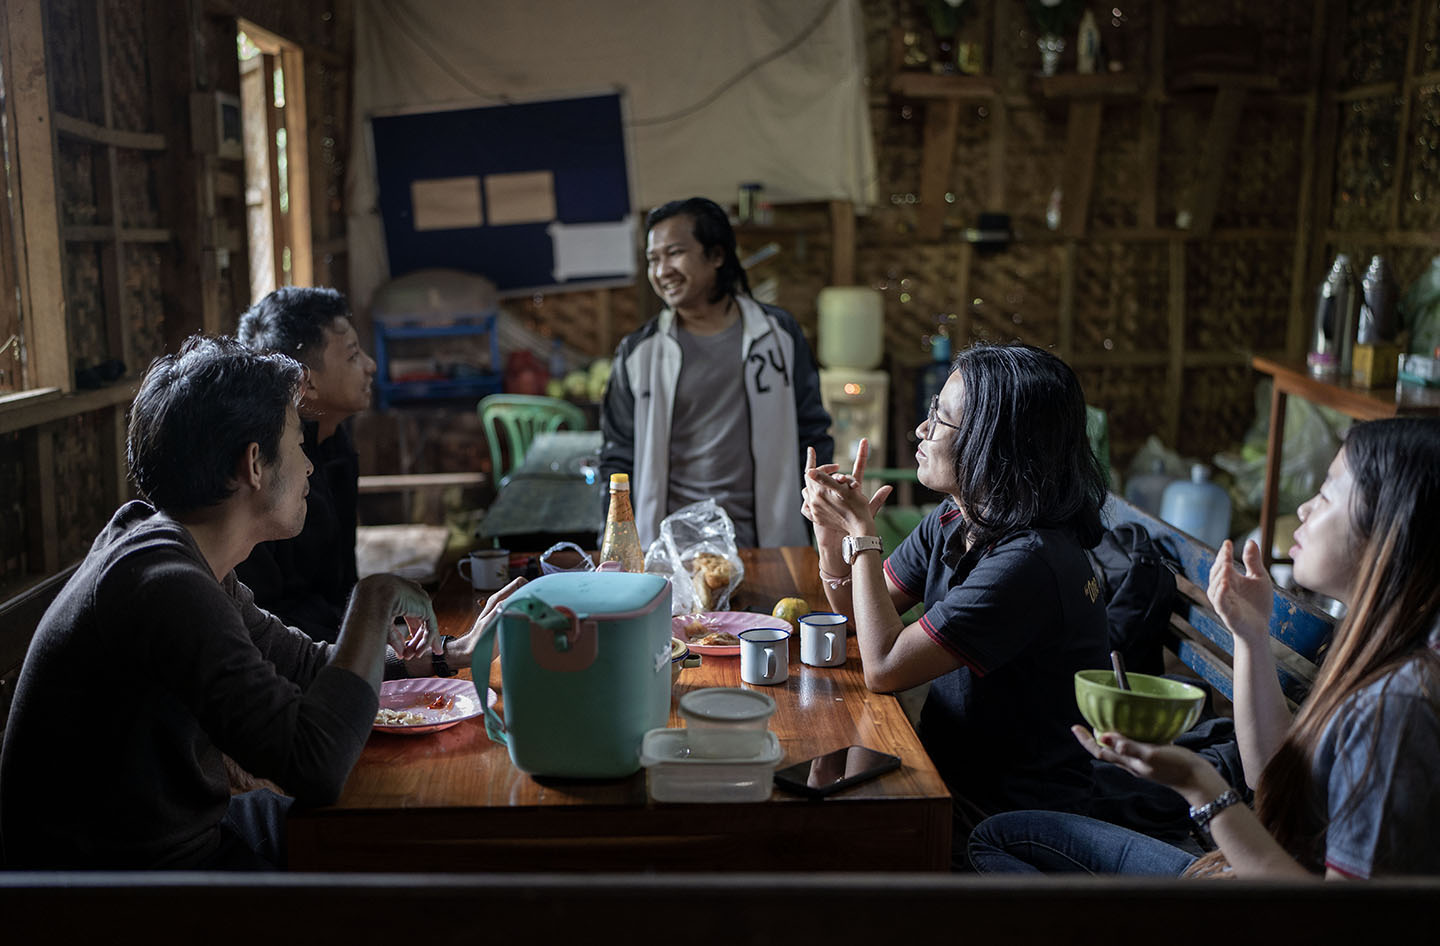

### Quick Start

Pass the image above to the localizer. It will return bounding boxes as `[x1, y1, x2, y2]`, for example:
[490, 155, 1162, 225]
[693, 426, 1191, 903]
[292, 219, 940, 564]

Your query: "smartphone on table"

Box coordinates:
[773, 745, 902, 798]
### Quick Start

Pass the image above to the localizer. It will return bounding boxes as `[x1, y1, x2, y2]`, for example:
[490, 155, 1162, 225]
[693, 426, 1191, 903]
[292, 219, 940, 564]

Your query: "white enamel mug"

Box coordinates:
[738, 627, 791, 686]
[799, 611, 848, 668]
[457, 548, 509, 591]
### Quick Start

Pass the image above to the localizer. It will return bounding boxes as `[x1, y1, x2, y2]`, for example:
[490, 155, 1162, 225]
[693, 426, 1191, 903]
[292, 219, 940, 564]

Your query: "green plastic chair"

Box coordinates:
[478, 394, 589, 482]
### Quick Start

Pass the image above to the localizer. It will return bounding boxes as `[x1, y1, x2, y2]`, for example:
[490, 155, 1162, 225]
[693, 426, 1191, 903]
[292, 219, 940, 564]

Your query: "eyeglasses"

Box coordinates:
[925, 395, 959, 441]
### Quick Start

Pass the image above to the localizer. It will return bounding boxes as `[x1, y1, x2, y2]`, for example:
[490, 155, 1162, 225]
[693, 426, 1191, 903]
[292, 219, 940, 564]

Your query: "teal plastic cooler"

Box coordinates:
[474, 571, 672, 777]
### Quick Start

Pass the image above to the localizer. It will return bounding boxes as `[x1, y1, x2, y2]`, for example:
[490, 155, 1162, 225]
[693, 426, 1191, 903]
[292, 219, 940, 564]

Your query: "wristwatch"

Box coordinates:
[431, 634, 456, 678]
[1188, 787, 1242, 832]
[841, 534, 884, 565]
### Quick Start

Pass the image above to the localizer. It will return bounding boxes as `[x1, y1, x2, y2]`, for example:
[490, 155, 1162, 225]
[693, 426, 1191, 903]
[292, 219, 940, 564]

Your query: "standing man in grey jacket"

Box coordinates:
[600, 197, 833, 548]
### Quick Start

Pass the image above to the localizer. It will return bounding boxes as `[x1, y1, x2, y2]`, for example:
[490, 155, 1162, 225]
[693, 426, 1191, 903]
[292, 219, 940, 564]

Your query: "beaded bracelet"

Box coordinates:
[819, 567, 853, 590]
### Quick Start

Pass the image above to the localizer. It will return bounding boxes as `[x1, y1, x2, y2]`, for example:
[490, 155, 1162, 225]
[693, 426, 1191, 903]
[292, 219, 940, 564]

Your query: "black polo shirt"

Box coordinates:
[883, 500, 1108, 817]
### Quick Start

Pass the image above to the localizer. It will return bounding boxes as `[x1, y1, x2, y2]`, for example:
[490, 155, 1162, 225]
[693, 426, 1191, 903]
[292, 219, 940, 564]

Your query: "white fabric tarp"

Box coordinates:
[347, 0, 876, 310]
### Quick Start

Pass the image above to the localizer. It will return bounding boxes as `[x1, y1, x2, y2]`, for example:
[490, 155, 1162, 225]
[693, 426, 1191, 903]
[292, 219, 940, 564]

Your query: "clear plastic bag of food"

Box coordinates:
[643, 498, 745, 615]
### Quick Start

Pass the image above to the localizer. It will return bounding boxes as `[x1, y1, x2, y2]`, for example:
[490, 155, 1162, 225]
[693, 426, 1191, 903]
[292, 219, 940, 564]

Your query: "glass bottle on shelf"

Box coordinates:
[599, 473, 646, 573]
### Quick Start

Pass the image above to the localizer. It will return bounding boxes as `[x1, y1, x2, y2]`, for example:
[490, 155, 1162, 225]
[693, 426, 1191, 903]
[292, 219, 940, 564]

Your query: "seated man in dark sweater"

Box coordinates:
[236, 287, 376, 642]
[0, 336, 440, 869]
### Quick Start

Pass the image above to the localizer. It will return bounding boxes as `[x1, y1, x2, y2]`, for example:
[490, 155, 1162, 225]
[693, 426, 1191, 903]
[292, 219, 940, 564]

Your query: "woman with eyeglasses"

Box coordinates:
[802, 343, 1109, 866]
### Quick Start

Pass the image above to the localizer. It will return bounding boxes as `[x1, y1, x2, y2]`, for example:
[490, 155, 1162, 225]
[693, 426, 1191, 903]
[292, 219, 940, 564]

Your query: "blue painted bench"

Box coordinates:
[1102, 495, 1335, 711]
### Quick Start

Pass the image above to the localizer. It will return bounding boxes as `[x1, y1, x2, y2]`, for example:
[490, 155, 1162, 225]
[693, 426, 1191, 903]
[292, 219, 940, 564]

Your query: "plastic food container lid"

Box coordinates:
[676, 687, 776, 724]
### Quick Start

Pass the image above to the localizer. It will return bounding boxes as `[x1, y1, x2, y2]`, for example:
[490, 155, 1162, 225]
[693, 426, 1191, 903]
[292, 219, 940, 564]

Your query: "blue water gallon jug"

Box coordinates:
[1123, 460, 1175, 516]
[1159, 464, 1232, 548]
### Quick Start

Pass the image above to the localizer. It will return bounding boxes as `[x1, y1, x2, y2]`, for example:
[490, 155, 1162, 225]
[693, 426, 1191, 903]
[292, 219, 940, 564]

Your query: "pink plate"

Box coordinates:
[672, 611, 793, 656]
[373, 677, 495, 736]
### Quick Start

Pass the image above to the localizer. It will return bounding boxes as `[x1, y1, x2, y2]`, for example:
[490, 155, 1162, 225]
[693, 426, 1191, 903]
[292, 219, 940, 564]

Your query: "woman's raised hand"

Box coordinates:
[1206, 539, 1273, 648]
[802, 438, 892, 535]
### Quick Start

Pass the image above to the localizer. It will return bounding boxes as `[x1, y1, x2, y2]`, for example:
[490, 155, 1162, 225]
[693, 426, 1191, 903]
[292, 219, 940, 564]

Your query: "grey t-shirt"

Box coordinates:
[1312, 641, 1440, 878]
[668, 318, 757, 547]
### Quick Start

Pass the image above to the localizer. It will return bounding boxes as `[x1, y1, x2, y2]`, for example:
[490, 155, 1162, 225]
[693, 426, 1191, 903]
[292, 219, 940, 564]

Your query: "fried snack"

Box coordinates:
[678, 614, 718, 638]
[692, 630, 740, 647]
[688, 552, 735, 611]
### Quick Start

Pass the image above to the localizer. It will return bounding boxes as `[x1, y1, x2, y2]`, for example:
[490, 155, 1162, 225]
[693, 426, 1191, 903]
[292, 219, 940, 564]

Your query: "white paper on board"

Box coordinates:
[548, 216, 637, 281]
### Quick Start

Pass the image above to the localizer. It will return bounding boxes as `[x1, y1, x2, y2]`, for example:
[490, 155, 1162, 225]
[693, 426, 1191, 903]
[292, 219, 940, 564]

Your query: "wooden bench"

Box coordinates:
[1, 872, 1437, 943]
[1102, 495, 1335, 711]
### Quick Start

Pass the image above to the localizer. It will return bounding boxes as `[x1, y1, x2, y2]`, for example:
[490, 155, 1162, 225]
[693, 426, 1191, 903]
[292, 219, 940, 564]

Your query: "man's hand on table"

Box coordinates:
[403, 575, 527, 676]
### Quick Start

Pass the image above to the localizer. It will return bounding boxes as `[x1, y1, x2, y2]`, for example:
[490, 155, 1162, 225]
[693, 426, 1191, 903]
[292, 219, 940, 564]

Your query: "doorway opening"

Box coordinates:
[237, 21, 312, 304]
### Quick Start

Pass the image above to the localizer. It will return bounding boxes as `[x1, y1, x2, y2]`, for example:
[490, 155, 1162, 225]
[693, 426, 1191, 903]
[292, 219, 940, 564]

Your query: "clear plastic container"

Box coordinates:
[640, 728, 783, 802]
[676, 687, 775, 758]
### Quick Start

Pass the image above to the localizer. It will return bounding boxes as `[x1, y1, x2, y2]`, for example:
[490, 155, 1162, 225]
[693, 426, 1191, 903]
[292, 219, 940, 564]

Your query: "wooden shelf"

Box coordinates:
[1030, 73, 1142, 100]
[890, 72, 998, 100]
[0, 382, 135, 436]
[1169, 72, 1281, 93]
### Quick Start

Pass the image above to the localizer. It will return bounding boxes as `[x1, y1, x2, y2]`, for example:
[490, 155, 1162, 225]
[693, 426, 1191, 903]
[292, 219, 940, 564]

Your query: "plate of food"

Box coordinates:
[672, 611, 793, 656]
[372, 677, 494, 735]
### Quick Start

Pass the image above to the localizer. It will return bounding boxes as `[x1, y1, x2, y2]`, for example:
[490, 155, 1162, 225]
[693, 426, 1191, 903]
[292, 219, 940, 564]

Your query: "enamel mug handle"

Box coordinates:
[766, 646, 777, 680]
[824, 631, 835, 663]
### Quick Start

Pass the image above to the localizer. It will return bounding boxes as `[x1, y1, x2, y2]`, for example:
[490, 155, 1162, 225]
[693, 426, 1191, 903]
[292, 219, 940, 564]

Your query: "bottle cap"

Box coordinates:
[609, 473, 630, 490]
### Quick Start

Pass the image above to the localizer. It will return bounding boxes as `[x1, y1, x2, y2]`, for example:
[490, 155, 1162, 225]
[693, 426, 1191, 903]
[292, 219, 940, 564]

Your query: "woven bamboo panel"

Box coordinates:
[1177, 364, 1254, 460]
[1071, 241, 1171, 355]
[104, 0, 153, 132]
[855, 241, 969, 362]
[1424, 1, 1440, 74]
[58, 140, 101, 227]
[117, 151, 159, 228]
[123, 246, 166, 368]
[43, 0, 99, 123]
[64, 245, 108, 373]
[314, 62, 350, 252]
[1185, 241, 1292, 352]
[53, 411, 110, 563]
[1073, 364, 1169, 467]
[1171, 0, 1314, 91]
[1399, 83, 1440, 231]
[946, 103, 995, 228]
[869, 102, 924, 234]
[966, 242, 1064, 348]
[1092, 105, 1141, 231]
[1339, 0, 1409, 89]
[1214, 104, 1304, 230]
[500, 287, 644, 362]
[1331, 96, 1401, 232]
[0, 431, 27, 585]
[1004, 106, 1068, 233]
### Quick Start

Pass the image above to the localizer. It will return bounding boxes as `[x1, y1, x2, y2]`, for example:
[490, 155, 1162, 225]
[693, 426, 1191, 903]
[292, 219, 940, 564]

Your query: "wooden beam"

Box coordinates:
[4, 0, 70, 391]
[0, 382, 136, 436]
[829, 200, 855, 285]
[1060, 101, 1103, 237]
[102, 403, 130, 509]
[890, 73, 997, 100]
[986, 100, 1008, 211]
[1057, 241, 1075, 360]
[917, 100, 961, 241]
[1187, 86, 1248, 237]
[1138, 100, 1160, 229]
[52, 113, 166, 151]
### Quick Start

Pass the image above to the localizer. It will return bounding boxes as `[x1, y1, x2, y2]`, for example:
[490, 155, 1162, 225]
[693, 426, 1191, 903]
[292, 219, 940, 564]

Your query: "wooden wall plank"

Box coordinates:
[5, 0, 71, 392]
[1166, 239, 1185, 448]
[1188, 87, 1248, 237]
[1059, 101, 1102, 237]
[917, 100, 960, 241]
[24, 428, 59, 574]
[281, 46, 313, 288]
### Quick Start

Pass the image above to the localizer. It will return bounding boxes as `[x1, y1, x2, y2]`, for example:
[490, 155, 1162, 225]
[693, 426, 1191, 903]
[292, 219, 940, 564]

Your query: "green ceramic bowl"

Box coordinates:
[1074, 670, 1206, 744]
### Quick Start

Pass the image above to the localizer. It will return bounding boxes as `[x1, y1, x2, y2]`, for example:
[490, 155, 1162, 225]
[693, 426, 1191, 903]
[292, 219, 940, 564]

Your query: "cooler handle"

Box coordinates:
[471, 609, 508, 746]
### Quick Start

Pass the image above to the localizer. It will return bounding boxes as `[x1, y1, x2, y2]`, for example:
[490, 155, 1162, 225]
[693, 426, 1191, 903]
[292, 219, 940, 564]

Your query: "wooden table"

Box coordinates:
[1251, 356, 1440, 567]
[287, 547, 953, 872]
[478, 430, 604, 552]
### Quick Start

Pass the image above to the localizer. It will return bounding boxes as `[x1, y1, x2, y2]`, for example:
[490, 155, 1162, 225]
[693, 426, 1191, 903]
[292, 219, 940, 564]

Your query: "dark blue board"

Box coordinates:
[371, 93, 631, 292]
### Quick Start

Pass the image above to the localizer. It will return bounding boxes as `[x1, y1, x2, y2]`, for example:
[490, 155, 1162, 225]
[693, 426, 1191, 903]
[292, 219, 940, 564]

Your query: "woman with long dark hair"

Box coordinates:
[969, 416, 1440, 878]
[802, 343, 1110, 854]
